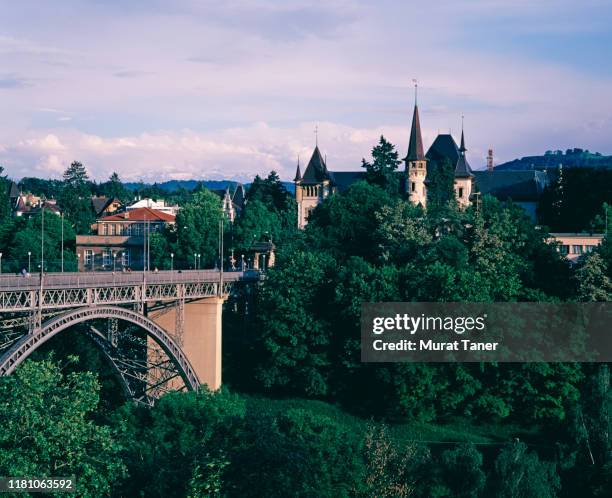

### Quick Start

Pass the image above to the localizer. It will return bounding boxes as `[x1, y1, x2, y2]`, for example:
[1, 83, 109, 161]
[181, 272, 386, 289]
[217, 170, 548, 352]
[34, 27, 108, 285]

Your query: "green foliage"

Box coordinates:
[426, 157, 456, 212]
[253, 250, 336, 396]
[362, 424, 427, 498]
[231, 407, 365, 497]
[99, 172, 132, 203]
[575, 252, 612, 301]
[361, 135, 401, 194]
[539, 168, 612, 231]
[116, 388, 245, 498]
[0, 358, 125, 497]
[175, 189, 223, 268]
[59, 161, 95, 234]
[306, 180, 392, 261]
[427, 443, 485, 498]
[6, 210, 76, 272]
[490, 440, 561, 498]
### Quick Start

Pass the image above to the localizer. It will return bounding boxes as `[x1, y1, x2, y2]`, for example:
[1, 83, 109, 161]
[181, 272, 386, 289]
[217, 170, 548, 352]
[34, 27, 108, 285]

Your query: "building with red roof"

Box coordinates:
[76, 207, 175, 271]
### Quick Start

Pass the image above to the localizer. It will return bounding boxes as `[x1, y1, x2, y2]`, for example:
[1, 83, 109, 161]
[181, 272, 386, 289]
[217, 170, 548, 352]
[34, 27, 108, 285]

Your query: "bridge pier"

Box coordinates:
[150, 297, 223, 390]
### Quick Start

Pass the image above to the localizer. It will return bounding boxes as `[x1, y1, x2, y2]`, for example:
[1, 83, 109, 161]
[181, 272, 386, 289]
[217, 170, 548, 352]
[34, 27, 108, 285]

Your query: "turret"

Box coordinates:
[405, 84, 427, 207]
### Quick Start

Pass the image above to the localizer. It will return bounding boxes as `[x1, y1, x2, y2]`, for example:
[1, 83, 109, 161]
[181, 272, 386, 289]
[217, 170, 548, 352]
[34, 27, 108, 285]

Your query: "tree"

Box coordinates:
[0, 357, 126, 497]
[362, 136, 401, 194]
[100, 172, 132, 203]
[230, 408, 365, 497]
[174, 189, 223, 268]
[425, 157, 455, 212]
[253, 250, 336, 396]
[490, 440, 561, 498]
[115, 388, 245, 498]
[59, 161, 95, 234]
[575, 253, 612, 301]
[233, 199, 281, 252]
[307, 181, 392, 262]
[7, 209, 77, 272]
[429, 443, 485, 498]
[363, 424, 427, 497]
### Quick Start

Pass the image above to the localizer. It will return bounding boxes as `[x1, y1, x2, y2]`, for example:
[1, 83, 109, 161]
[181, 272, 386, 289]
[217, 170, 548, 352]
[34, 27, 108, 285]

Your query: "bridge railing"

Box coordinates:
[0, 269, 255, 291]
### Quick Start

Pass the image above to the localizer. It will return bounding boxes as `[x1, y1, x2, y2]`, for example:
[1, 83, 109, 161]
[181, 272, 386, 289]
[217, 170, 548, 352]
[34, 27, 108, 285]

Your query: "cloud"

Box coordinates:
[0, 0, 610, 184]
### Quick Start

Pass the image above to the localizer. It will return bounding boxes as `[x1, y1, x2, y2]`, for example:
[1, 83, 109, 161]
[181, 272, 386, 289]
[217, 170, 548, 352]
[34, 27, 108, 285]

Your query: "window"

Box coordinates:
[458, 187, 464, 198]
[102, 248, 112, 267]
[572, 245, 583, 255]
[585, 245, 595, 253]
[84, 250, 94, 267]
[559, 245, 569, 255]
[411, 182, 416, 192]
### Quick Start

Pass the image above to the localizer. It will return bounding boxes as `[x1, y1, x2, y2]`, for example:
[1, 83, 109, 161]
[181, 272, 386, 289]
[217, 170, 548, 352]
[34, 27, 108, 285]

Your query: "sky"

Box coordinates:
[0, 0, 611, 183]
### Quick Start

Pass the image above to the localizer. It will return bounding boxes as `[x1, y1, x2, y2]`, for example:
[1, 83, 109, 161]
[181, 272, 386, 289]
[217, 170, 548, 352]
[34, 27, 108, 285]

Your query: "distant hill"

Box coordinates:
[124, 179, 296, 194]
[496, 148, 612, 171]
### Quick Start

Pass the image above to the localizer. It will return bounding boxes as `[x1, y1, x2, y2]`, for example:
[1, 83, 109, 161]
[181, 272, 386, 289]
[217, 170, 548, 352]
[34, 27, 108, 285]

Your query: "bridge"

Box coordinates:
[0, 269, 258, 405]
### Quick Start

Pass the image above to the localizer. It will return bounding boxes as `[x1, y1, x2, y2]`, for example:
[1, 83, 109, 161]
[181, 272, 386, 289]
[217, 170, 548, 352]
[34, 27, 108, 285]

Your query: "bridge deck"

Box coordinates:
[0, 269, 255, 291]
[0, 270, 259, 313]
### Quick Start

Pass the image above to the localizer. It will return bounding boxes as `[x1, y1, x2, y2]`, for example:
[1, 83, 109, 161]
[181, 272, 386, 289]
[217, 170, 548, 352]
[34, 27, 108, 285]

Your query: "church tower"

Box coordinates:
[453, 125, 474, 208]
[405, 85, 427, 207]
[294, 146, 331, 229]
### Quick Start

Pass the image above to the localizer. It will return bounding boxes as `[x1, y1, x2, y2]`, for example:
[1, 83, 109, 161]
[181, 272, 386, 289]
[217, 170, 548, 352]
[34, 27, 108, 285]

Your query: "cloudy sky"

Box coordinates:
[0, 0, 611, 183]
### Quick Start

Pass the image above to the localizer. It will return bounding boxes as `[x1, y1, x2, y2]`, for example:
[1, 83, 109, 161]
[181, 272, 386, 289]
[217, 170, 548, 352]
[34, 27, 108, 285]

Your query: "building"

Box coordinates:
[294, 148, 366, 229]
[295, 96, 549, 227]
[91, 196, 123, 217]
[212, 184, 246, 223]
[76, 207, 175, 271]
[127, 198, 180, 216]
[548, 233, 605, 263]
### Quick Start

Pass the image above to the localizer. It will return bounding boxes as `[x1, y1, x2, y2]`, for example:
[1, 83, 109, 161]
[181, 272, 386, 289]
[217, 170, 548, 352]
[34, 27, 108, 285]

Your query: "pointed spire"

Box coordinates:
[454, 120, 473, 178]
[459, 115, 466, 153]
[294, 155, 302, 182]
[405, 79, 426, 162]
[406, 104, 426, 161]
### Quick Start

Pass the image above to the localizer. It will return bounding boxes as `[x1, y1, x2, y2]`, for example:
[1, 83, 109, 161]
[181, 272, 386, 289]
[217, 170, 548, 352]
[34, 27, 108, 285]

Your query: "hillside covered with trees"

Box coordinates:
[0, 137, 611, 496]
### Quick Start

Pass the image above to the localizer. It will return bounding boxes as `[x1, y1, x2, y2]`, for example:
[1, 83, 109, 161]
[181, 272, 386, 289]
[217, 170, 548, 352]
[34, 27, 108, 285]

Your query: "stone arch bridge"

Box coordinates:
[0, 270, 256, 405]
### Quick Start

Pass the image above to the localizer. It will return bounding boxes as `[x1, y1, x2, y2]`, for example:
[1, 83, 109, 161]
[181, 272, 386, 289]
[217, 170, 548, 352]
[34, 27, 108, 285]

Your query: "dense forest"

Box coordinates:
[0, 138, 611, 497]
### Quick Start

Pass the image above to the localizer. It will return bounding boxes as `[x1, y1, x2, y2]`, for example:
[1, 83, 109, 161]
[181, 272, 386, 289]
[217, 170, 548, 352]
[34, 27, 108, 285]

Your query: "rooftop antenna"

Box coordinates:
[412, 78, 418, 105]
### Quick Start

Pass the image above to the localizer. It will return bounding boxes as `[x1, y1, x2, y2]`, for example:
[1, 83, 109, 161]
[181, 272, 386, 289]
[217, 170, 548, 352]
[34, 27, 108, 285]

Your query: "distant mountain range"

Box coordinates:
[496, 148, 612, 171]
[124, 179, 296, 194]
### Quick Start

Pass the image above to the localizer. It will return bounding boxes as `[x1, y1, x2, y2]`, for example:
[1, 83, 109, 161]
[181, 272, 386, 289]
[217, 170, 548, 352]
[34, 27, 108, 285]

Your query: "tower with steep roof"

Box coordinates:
[453, 123, 474, 207]
[295, 146, 332, 228]
[405, 83, 428, 207]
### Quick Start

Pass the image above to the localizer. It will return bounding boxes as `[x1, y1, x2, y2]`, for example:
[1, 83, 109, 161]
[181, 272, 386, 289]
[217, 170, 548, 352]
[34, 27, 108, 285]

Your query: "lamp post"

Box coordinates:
[170, 253, 174, 271]
[0, 252, 2, 274]
[28, 251, 31, 273]
[262, 253, 266, 271]
[197, 253, 201, 270]
[241, 254, 245, 271]
[113, 252, 117, 272]
[60, 212, 64, 272]
[193, 253, 197, 269]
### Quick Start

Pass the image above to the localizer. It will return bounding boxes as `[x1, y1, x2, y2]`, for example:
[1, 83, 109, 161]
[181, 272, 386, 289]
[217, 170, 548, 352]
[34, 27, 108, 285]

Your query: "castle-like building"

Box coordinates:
[295, 100, 548, 228]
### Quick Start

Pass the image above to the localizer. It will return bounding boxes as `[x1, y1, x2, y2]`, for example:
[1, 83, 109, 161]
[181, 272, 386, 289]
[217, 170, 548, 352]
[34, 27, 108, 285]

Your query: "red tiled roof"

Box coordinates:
[98, 207, 175, 222]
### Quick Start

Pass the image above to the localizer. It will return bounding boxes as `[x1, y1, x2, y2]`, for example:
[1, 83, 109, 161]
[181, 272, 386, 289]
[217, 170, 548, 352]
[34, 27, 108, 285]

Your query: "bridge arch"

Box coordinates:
[0, 306, 200, 400]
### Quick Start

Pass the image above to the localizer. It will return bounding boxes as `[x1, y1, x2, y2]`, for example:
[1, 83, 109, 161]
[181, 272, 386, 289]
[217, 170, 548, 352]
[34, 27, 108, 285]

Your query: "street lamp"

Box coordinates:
[193, 253, 197, 269]
[241, 254, 245, 271]
[262, 253, 266, 271]
[0, 252, 3, 274]
[60, 212, 64, 272]
[28, 251, 31, 273]
[113, 252, 117, 272]
[170, 253, 174, 271]
[197, 253, 201, 270]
